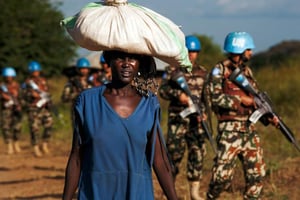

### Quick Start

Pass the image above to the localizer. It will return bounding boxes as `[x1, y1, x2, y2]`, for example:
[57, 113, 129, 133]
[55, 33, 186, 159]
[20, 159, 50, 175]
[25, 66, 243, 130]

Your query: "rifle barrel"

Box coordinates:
[200, 118, 218, 155]
[278, 119, 300, 152]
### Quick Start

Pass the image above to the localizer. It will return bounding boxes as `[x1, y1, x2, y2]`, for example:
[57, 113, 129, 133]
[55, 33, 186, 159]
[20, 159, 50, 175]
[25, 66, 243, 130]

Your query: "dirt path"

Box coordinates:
[1, 140, 299, 200]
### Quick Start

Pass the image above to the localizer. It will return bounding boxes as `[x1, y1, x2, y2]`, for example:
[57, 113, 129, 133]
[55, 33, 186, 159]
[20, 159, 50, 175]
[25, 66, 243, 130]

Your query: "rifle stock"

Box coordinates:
[171, 71, 217, 155]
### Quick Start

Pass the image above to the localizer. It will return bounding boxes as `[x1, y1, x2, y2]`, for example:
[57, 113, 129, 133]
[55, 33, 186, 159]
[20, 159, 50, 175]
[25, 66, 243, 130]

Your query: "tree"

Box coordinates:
[194, 34, 225, 70]
[0, 0, 77, 79]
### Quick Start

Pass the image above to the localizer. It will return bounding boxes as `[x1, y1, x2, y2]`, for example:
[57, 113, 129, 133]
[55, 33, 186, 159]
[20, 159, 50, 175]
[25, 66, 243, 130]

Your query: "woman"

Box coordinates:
[62, 50, 178, 200]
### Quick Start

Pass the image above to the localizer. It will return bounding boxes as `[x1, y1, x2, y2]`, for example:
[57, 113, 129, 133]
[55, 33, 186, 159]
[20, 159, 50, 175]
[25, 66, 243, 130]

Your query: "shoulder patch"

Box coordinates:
[212, 67, 221, 77]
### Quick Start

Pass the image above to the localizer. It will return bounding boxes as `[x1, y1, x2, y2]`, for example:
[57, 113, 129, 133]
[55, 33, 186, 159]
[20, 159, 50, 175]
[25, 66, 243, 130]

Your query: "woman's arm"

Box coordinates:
[153, 130, 178, 200]
[62, 132, 81, 200]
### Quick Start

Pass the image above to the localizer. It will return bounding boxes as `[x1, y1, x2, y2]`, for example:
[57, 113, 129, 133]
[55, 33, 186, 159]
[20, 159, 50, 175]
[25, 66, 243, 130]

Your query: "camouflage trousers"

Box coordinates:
[1, 108, 22, 143]
[166, 112, 206, 181]
[207, 121, 266, 200]
[27, 107, 53, 145]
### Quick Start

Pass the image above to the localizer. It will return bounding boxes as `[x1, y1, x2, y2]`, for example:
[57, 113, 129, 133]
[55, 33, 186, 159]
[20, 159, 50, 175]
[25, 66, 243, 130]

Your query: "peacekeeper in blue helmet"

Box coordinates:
[23, 61, 54, 157]
[158, 35, 209, 200]
[206, 32, 279, 199]
[88, 53, 111, 87]
[0, 67, 23, 155]
[61, 57, 94, 103]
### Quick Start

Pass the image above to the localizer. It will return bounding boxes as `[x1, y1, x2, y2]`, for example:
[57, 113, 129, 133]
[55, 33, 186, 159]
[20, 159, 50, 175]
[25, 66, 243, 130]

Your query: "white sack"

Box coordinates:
[61, 0, 192, 71]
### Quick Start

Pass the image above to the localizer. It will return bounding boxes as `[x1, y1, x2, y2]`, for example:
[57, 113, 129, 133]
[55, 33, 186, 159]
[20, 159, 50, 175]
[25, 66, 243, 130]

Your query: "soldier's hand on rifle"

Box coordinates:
[32, 90, 41, 98]
[240, 94, 255, 107]
[1, 92, 11, 101]
[197, 113, 207, 123]
[269, 116, 280, 128]
[179, 92, 190, 105]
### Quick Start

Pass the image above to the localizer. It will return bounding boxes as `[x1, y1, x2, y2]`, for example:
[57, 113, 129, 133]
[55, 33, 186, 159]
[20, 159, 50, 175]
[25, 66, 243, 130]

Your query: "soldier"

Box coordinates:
[89, 53, 111, 87]
[159, 35, 208, 200]
[100, 53, 112, 82]
[23, 61, 54, 157]
[206, 32, 278, 199]
[61, 57, 93, 103]
[0, 67, 23, 154]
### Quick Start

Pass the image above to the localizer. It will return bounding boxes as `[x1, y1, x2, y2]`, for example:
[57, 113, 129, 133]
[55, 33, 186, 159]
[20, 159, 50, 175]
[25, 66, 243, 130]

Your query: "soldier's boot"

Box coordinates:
[33, 145, 43, 157]
[14, 141, 22, 153]
[41, 142, 50, 154]
[189, 181, 204, 200]
[7, 140, 14, 155]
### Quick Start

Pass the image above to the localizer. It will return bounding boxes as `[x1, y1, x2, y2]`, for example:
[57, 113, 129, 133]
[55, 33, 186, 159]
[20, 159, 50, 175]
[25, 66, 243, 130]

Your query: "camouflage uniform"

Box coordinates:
[207, 59, 266, 199]
[0, 81, 22, 144]
[23, 76, 54, 146]
[159, 64, 208, 181]
[89, 70, 111, 87]
[61, 75, 93, 104]
[61, 74, 93, 126]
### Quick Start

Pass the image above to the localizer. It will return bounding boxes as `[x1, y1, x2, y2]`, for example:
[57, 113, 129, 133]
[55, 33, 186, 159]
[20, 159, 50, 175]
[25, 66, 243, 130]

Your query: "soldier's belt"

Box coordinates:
[218, 120, 255, 133]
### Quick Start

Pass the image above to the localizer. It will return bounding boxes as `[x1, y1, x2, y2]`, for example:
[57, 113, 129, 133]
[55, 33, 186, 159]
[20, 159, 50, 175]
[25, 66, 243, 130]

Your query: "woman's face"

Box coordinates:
[111, 52, 140, 84]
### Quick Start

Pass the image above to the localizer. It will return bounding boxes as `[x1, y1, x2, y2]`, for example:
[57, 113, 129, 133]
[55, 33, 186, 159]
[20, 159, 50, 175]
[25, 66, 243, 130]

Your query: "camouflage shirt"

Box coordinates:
[0, 80, 22, 111]
[209, 59, 258, 122]
[61, 75, 93, 103]
[159, 64, 208, 114]
[23, 76, 52, 109]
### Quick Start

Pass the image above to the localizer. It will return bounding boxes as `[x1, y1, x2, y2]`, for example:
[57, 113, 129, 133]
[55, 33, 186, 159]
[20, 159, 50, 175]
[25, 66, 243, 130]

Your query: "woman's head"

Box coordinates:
[103, 50, 158, 96]
[103, 51, 156, 76]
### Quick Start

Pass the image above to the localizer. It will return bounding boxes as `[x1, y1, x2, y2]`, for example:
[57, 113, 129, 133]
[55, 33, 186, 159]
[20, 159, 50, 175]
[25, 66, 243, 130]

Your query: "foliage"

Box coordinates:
[253, 58, 300, 117]
[195, 34, 225, 70]
[251, 40, 300, 69]
[0, 0, 77, 79]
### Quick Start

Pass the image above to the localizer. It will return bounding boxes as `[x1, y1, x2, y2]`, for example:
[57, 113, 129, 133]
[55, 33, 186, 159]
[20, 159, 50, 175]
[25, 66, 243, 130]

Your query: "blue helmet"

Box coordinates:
[28, 61, 41, 72]
[185, 35, 201, 52]
[224, 32, 255, 54]
[100, 54, 106, 64]
[2, 67, 16, 77]
[76, 57, 90, 68]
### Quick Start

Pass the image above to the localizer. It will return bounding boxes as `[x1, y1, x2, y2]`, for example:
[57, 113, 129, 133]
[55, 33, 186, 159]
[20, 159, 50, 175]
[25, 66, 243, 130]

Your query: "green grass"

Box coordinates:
[254, 62, 300, 159]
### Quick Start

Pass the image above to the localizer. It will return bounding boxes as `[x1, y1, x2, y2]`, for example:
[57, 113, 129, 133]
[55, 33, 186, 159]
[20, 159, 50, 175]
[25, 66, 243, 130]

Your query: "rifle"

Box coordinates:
[229, 67, 300, 152]
[171, 70, 218, 155]
[28, 80, 52, 107]
[28, 80, 59, 117]
[0, 84, 22, 119]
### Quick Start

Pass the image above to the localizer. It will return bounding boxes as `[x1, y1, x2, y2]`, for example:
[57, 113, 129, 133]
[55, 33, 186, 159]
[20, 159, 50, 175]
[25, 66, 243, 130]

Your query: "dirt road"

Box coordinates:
[0, 140, 299, 200]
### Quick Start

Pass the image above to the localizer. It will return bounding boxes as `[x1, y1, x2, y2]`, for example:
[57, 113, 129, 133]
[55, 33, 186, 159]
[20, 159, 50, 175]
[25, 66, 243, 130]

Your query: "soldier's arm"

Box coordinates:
[158, 68, 184, 101]
[210, 64, 240, 111]
[0, 91, 11, 101]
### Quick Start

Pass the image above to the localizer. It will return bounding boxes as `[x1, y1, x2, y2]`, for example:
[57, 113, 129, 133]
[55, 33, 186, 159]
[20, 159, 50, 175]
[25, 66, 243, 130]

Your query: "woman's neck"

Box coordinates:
[106, 83, 137, 97]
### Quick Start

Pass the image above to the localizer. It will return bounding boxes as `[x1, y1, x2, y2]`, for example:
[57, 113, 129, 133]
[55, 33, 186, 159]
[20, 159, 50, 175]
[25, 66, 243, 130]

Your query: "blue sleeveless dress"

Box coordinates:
[73, 85, 163, 200]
